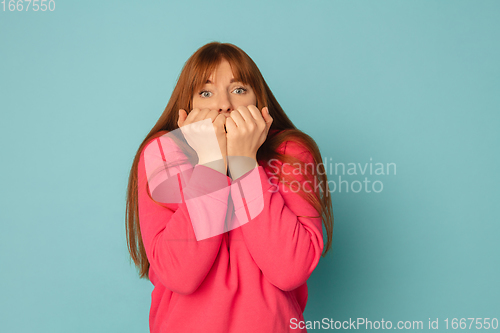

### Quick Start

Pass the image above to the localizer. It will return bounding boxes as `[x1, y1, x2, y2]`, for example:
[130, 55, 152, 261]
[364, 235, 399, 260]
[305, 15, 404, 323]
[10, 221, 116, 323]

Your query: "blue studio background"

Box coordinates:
[1, 0, 499, 332]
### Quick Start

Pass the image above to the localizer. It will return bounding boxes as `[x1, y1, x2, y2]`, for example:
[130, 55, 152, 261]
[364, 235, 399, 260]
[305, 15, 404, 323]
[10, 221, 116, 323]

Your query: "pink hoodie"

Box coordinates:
[137, 129, 324, 333]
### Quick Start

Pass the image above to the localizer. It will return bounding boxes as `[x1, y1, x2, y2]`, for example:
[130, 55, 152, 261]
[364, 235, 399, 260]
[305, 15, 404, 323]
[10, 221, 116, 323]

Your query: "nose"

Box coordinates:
[217, 92, 232, 113]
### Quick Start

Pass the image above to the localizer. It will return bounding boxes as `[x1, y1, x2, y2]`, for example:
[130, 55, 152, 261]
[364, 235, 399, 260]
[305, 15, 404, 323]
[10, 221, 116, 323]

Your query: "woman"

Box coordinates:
[126, 42, 333, 333]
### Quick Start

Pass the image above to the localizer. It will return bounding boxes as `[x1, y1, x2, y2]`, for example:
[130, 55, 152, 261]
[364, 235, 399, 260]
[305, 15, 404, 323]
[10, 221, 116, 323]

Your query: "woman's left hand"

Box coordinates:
[225, 105, 273, 160]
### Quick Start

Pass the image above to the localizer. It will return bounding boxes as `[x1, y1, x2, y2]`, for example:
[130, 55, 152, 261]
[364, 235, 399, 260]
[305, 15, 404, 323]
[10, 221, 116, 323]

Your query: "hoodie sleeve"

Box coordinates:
[229, 140, 324, 291]
[138, 134, 232, 295]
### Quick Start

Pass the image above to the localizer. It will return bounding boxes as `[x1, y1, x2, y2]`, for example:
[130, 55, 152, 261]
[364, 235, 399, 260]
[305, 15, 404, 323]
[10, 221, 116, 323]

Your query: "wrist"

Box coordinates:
[197, 151, 224, 164]
[198, 158, 227, 175]
[227, 151, 257, 160]
[227, 156, 258, 180]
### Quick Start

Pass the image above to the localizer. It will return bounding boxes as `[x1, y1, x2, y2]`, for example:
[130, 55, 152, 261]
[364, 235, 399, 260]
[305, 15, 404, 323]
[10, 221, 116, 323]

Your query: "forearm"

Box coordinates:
[231, 166, 323, 291]
[140, 136, 231, 293]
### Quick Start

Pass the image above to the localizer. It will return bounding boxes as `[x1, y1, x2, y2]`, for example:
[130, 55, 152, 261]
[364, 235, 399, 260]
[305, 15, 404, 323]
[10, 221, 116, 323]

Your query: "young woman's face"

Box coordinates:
[192, 59, 257, 118]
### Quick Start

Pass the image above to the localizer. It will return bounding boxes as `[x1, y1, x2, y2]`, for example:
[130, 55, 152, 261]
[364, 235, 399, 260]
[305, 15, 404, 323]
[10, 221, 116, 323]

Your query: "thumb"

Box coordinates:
[261, 107, 273, 128]
[178, 109, 188, 127]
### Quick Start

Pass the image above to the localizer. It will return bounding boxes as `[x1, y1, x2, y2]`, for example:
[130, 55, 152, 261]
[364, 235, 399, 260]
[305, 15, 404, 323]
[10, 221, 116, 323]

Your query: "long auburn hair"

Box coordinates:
[126, 42, 333, 279]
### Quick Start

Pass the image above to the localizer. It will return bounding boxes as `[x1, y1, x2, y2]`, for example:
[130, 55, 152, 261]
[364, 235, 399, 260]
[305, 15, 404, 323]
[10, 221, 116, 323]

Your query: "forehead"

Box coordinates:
[207, 60, 236, 81]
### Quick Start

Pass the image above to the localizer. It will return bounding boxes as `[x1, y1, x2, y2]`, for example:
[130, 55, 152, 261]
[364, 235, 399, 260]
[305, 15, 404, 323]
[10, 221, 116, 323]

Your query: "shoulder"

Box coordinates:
[269, 129, 312, 156]
[277, 140, 310, 156]
[259, 138, 315, 178]
[141, 130, 180, 156]
[276, 139, 315, 166]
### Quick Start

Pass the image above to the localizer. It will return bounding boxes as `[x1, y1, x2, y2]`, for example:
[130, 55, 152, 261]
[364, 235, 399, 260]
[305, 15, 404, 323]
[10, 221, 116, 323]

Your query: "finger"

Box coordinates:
[205, 109, 219, 123]
[260, 107, 273, 140]
[235, 105, 257, 125]
[184, 108, 200, 125]
[178, 109, 188, 127]
[191, 108, 211, 123]
[213, 113, 226, 129]
[261, 107, 272, 123]
[247, 105, 266, 127]
[225, 116, 237, 132]
[229, 109, 246, 128]
[262, 107, 273, 128]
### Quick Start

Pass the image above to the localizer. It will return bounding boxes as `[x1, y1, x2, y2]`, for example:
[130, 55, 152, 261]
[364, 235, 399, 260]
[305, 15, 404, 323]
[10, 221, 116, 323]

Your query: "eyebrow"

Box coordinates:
[205, 78, 239, 84]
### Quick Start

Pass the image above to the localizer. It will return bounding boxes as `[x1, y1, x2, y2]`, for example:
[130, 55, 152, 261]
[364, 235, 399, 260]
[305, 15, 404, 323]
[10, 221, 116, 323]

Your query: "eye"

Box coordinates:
[199, 90, 212, 98]
[233, 87, 247, 94]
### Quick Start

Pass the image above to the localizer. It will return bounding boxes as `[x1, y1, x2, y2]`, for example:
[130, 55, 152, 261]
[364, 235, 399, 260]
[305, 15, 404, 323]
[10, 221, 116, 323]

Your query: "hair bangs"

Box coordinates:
[189, 45, 256, 96]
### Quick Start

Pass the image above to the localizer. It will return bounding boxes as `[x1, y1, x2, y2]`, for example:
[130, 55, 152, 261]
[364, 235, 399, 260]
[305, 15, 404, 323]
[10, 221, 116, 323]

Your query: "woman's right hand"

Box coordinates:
[178, 108, 227, 171]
